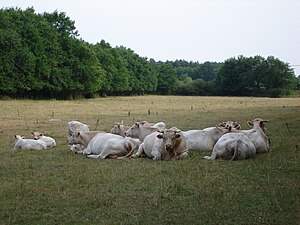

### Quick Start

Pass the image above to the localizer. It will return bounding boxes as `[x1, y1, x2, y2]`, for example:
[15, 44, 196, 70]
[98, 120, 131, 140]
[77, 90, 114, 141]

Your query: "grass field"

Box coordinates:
[0, 96, 299, 225]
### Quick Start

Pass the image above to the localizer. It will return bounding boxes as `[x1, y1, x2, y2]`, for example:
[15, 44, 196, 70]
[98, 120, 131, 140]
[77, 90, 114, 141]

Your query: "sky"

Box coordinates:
[1, 0, 300, 75]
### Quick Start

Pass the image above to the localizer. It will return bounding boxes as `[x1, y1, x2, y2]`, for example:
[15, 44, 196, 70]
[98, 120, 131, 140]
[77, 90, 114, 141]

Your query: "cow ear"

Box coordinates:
[31, 132, 34, 135]
[234, 124, 241, 130]
[219, 122, 226, 128]
[75, 131, 81, 137]
[157, 134, 163, 139]
[259, 121, 264, 127]
[247, 121, 253, 127]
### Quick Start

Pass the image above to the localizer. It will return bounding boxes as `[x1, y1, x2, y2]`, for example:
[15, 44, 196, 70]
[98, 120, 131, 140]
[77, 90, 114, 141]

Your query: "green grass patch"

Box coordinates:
[0, 96, 299, 224]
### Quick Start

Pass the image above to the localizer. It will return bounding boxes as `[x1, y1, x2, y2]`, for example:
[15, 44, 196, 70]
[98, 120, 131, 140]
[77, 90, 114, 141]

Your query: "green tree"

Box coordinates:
[156, 64, 177, 94]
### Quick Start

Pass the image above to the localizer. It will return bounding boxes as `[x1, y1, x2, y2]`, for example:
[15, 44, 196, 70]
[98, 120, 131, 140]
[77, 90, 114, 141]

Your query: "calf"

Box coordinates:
[31, 132, 56, 148]
[13, 135, 47, 151]
[131, 127, 188, 160]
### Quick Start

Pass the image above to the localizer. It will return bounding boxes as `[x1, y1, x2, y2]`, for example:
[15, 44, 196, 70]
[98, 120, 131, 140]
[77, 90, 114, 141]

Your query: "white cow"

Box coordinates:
[110, 121, 129, 137]
[31, 132, 56, 148]
[203, 132, 256, 160]
[87, 136, 141, 159]
[67, 130, 103, 149]
[13, 135, 47, 151]
[182, 121, 240, 151]
[131, 127, 188, 160]
[68, 130, 141, 158]
[203, 118, 269, 161]
[125, 121, 166, 141]
[238, 118, 270, 154]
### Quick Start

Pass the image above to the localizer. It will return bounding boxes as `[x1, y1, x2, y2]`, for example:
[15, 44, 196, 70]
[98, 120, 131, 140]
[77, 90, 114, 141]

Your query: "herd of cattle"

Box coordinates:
[13, 118, 270, 161]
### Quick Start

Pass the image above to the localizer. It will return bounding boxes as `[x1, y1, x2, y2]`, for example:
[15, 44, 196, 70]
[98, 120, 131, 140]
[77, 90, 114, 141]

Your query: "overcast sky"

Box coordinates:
[1, 0, 300, 75]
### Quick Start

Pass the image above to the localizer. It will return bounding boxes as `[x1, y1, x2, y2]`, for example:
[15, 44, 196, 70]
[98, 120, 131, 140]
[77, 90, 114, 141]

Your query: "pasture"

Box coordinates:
[0, 96, 299, 225]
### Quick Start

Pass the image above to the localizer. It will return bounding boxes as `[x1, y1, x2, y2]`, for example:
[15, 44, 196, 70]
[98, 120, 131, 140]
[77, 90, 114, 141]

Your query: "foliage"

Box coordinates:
[0, 8, 298, 99]
[215, 55, 297, 97]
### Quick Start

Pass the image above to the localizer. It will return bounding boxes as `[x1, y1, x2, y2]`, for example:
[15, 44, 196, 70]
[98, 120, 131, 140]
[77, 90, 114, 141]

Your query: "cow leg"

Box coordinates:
[82, 147, 92, 155]
[131, 144, 144, 158]
[151, 148, 162, 160]
[177, 152, 188, 159]
[87, 154, 101, 159]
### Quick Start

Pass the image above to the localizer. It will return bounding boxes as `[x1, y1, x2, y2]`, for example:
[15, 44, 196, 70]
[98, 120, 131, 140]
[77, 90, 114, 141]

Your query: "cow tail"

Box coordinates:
[116, 148, 135, 159]
[230, 140, 240, 161]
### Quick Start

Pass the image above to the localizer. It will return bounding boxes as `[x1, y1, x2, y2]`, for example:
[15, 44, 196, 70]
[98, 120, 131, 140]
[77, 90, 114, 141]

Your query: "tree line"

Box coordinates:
[0, 8, 298, 99]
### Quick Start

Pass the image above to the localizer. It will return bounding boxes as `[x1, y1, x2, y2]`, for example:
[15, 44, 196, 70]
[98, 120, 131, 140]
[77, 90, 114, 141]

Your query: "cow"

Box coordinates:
[182, 121, 240, 151]
[67, 130, 103, 150]
[131, 127, 188, 160]
[203, 132, 256, 160]
[203, 118, 269, 161]
[68, 130, 141, 158]
[110, 120, 129, 137]
[13, 135, 47, 151]
[31, 132, 56, 148]
[87, 136, 141, 159]
[125, 121, 166, 141]
[238, 118, 270, 154]
[67, 121, 90, 151]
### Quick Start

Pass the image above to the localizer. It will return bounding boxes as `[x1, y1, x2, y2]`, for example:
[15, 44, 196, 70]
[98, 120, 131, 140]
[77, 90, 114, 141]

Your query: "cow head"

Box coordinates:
[14, 135, 25, 140]
[218, 121, 241, 132]
[67, 130, 82, 145]
[157, 127, 182, 157]
[247, 118, 269, 133]
[111, 121, 129, 137]
[31, 131, 43, 140]
[124, 122, 140, 138]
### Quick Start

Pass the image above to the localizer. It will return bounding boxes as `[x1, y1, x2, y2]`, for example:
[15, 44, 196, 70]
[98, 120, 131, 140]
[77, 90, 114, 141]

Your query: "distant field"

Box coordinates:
[0, 96, 299, 225]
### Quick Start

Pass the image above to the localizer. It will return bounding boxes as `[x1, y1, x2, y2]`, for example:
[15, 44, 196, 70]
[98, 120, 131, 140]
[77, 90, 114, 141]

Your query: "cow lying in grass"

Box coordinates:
[68, 130, 141, 159]
[13, 135, 47, 151]
[203, 118, 269, 160]
[131, 127, 188, 160]
[31, 132, 56, 148]
[183, 121, 241, 151]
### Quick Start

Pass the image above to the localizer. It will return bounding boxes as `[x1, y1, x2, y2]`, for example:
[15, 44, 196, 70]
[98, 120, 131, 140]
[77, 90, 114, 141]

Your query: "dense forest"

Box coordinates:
[0, 8, 298, 99]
